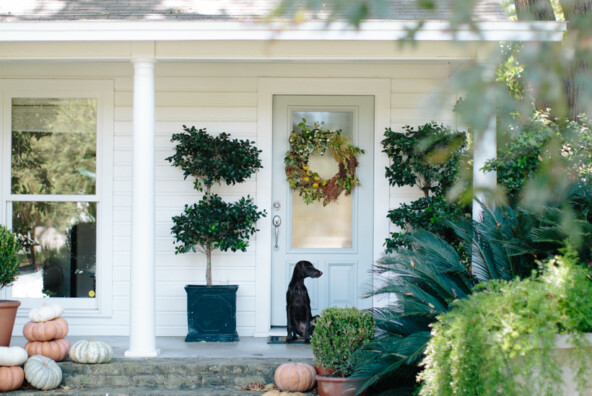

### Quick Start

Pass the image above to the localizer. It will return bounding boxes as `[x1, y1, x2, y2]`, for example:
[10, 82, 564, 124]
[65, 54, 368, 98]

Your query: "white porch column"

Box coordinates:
[125, 58, 159, 358]
[472, 115, 497, 219]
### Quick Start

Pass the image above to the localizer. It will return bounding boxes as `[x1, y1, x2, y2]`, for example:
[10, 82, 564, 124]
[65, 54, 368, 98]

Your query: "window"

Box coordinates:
[2, 80, 113, 315]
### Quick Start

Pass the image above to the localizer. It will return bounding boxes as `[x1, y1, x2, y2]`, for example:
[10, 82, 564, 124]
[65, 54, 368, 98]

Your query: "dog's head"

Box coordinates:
[294, 260, 323, 279]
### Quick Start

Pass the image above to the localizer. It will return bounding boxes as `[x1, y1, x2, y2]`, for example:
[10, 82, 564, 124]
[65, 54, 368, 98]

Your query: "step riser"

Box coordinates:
[56, 359, 312, 389]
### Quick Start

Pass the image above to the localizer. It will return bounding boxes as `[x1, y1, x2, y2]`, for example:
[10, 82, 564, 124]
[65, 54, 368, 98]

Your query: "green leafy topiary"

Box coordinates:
[166, 125, 263, 193]
[418, 248, 592, 396]
[0, 225, 21, 289]
[311, 307, 375, 377]
[166, 126, 266, 286]
[382, 122, 470, 253]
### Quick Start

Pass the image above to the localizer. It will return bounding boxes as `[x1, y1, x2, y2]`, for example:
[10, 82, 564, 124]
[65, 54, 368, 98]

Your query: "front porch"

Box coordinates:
[10, 335, 313, 360]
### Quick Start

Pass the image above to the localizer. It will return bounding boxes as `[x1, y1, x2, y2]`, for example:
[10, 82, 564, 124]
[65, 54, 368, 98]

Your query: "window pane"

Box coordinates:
[290, 111, 354, 249]
[11, 98, 97, 195]
[11, 202, 97, 298]
[291, 191, 353, 248]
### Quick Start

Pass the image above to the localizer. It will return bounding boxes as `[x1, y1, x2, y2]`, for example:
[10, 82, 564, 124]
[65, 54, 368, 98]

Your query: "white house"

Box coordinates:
[0, 0, 563, 357]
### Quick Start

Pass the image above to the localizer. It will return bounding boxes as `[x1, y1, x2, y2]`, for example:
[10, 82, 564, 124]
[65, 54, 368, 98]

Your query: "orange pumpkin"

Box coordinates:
[25, 338, 71, 362]
[274, 362, 316, 392]
[0, 365, 25, 392]
[23, 317, 69, 342]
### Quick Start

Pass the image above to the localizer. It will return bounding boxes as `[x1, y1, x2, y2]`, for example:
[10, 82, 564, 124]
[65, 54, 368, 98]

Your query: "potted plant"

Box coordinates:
[166, 125, 266, 342]
[0, 225, 22, 346]
[311, 307, 375, 396]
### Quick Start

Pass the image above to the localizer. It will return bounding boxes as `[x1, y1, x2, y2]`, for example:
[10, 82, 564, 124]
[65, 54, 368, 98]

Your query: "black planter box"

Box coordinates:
[185, 284, 239, 342]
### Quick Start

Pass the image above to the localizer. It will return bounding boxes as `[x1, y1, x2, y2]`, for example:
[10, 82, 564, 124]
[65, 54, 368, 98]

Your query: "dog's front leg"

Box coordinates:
[303, 313, 313, 343]
[286, 305, 295, 343]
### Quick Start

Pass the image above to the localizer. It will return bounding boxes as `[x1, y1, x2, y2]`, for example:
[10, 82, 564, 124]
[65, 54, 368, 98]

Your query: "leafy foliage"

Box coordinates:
[352, 230, 476, 394]
[310, 307, 375, 377]
[382, 122, 469, 252]
[483, 112, 592, 206]
[353, 230, 476, 394]
[0, 225, 21, 289]
[353, 199, 592, 394]
[166, 125, 263, 193]
[418, 250, 592, 396]
[167, 126, 266, 286]
[171, 194, 266, 255]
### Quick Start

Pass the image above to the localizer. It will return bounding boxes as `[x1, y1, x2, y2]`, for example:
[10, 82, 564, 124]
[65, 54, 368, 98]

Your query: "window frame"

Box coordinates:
[0, 79, 113, 318]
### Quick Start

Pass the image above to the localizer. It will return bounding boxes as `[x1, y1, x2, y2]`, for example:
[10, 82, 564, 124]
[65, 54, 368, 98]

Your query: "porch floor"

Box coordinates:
[9, 335, 314, 360]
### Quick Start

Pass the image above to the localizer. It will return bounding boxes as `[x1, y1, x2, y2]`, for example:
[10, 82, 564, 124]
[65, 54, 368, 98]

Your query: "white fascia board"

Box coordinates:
[0, 20, 566, 43]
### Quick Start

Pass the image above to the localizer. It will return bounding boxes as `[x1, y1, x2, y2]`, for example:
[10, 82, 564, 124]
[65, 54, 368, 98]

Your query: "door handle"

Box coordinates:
[272, 215, 281, 251]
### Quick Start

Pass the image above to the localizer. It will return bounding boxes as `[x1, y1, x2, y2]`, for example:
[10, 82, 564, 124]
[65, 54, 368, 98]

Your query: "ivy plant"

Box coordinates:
[418, 248, 592, 396]
[382, 122, 469, 252]
[166, 126, 266, 286]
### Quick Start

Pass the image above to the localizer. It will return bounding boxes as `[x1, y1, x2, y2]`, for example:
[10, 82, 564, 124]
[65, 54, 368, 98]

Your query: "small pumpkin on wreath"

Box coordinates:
[285, 119, 364, 205]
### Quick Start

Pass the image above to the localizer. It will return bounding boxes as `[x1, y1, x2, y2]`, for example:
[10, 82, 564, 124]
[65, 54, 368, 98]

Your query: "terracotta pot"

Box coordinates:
[316, 375, 369, 396]
[315, 365, 336, 376]
[0, 300, 21, 347]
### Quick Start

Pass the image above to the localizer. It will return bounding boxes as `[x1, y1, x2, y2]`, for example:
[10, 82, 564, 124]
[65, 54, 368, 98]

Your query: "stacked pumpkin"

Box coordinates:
[0, 346, 27, 392]
[23, 303, 70, 362]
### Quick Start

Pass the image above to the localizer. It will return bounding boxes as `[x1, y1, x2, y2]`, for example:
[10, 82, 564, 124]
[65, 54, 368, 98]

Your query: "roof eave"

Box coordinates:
[0, 20, 566, 42]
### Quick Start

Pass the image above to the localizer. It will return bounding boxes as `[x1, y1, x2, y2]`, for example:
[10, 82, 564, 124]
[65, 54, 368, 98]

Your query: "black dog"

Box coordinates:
[286, 260, 323, 343]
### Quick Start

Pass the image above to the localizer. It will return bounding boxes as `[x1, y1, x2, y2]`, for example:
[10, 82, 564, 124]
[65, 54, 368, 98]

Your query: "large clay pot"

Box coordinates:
[316, 375, 369, 396]
[0, 300, 21, 346]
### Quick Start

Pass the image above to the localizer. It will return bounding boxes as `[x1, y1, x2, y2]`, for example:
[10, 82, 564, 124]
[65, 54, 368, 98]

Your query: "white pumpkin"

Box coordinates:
[24, 355, 62, 390]
[0, 346, 28, 366]
[69, 337, 113, 364]
[28, 303, 64, 323]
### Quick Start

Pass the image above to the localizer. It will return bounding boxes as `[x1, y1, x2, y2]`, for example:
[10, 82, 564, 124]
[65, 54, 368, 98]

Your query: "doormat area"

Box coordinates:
[267, 336, 309, 344]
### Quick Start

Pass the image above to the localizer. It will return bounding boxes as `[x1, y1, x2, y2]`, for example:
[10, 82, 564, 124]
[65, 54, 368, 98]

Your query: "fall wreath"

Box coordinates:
[285, 119, 364, 205]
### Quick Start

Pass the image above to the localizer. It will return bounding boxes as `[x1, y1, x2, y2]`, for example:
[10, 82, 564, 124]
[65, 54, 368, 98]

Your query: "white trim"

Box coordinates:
[255, 78, 391, 336]
[0, 79, 114, 318]
[6, 195, 98, 202]
[0, 20, 566, 43]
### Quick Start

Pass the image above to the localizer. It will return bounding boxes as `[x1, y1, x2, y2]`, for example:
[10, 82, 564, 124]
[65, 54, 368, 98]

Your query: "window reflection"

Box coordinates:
[11, 98, 97, 195]
[11, 202, 97, 298]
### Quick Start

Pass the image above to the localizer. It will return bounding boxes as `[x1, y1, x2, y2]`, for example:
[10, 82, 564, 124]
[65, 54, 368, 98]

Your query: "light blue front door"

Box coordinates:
[271, 95, 374, 326]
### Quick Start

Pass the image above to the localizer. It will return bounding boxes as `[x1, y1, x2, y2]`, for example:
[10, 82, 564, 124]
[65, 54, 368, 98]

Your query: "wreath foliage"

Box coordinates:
[285, 119, 364, 205]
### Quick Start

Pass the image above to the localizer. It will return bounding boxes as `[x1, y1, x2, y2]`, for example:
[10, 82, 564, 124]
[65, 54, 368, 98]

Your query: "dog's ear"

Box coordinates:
[294, 261, 305, 275]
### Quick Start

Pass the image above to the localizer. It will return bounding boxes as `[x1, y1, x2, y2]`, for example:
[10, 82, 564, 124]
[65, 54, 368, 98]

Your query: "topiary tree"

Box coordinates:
[166, 126, 266, 286]
[0, 225, 21, 290]
[382, 122, 470, 253]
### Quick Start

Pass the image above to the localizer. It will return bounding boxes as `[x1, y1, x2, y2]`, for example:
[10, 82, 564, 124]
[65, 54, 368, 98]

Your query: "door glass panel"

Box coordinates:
[291, 111, 354, 249]
[11, 98, 97, 195]
[11, 201, 97, 298]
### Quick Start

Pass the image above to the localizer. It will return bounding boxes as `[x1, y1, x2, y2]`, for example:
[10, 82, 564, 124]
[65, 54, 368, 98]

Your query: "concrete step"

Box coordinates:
[0, 386, 275, 395]
[5, 357, 316, 395]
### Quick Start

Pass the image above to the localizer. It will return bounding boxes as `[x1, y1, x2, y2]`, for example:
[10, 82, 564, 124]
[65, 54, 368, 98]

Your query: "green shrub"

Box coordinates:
[381, 122, 469, 253]
[418, 248, 592, 396]
[0, 225, 21, 289]
[311, 307, 375, 377]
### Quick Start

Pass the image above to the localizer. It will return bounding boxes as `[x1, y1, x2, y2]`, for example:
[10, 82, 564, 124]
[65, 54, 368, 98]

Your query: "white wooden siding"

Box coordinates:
[2, 60, 456, 337]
